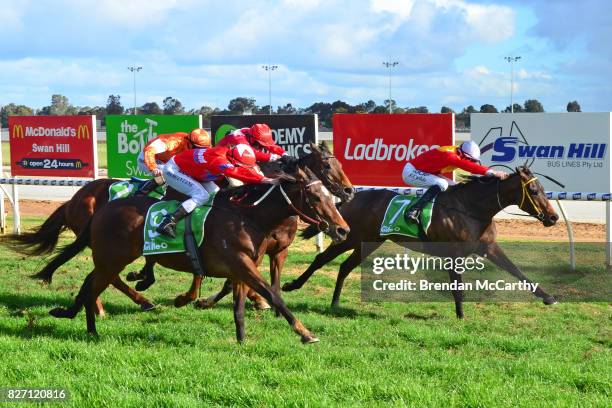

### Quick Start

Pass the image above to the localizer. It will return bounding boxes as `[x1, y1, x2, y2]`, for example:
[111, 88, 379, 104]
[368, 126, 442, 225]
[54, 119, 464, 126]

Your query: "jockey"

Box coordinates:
[156, 143, 276, 238]
[402, 140, 508, 223]
[218, 123, 295, 165]
[135, 128, 211, 195]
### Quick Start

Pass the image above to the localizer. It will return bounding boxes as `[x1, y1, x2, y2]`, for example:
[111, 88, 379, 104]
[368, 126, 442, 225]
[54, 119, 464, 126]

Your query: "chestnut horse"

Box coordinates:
[6, 142, 353, 314]
[283, 166, 560, 318]
[23, 165, 350, 342]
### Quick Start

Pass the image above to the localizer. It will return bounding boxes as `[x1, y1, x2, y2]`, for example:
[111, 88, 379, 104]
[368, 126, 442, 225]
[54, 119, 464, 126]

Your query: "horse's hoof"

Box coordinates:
[135, 279, 154, 292]
[543, 296, 558, 305]
[282, 281, 298, 292]
[125, 272, 140, 282]
[301, 334, 320, 344]
[194, 298, 217, 309]
[253, 300, 271, 311]
[49, 307, 71, 318]
[174, 295, 192, 308]
[140, 302, 156, 311]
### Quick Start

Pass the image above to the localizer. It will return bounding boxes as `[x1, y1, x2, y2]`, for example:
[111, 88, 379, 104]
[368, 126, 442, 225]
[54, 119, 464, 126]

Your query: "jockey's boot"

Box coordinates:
[405, 185, 442, 224]
[136, 176, 163, 196]
[156, 206, 189, 238]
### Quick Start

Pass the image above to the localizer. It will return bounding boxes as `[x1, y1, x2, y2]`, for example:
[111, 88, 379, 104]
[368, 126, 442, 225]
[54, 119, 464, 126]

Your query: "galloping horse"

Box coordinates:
[28, 164, 350, 342]
[283, 166, 559, 318]
[6, 142, 353, 314]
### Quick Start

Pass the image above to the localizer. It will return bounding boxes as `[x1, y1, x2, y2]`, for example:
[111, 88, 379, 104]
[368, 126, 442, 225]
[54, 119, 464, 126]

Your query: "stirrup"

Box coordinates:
[405, 208, 421, 224]
[156, 219, 177, 238]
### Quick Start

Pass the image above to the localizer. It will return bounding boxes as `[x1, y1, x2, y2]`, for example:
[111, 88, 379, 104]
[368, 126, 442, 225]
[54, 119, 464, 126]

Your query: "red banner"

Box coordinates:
[333, 114, 454, 186]
[9, 116, 97, 178]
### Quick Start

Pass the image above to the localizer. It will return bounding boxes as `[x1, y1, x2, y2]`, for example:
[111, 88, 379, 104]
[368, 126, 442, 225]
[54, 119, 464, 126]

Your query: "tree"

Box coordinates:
[228, 97, 256, 114]
[196, 106, 217, 127]
[440, 106, 455, 114]
[140, 102, 162, 115]
[40, 94, 76, 115]
[163, 97, 185, 115]
[1, 103, 35, 127]
[524, 99, 544, 112]
[567, 101, 581, 112]
[331, 100, 352, 113]
[405, 106, 428, 113]
[106, 95, 124, 115]
[384, 99, 396, 113]
[456, 105, 477, 128]
[305, 102, 333, 128]
[503, 103, 524, 113]
[479, 104, 498, 113]
[277, 103, 297, 114]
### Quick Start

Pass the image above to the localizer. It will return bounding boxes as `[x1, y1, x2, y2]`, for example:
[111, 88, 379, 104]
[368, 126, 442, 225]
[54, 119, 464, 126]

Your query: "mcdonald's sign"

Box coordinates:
[77, 124, 90, 139]
[11, 124, 24, 138]
[9, 115, 98, 178]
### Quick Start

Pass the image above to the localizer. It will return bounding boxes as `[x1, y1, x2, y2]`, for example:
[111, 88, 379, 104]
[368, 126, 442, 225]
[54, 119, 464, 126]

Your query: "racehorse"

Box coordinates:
[30, 164, 350, 342]
[4, 142, 353, 313]
[282, 166, 560, 318]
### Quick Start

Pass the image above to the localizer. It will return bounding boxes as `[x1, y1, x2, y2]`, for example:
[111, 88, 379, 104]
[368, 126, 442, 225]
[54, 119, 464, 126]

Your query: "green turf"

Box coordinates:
[1, 142, 107, 169]
[0, 217, 609, 407]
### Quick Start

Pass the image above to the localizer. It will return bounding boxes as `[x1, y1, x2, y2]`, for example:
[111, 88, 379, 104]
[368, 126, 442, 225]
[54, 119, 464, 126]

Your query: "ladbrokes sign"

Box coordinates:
[334, 114, 454, 186]
[8, 115, 97, 178]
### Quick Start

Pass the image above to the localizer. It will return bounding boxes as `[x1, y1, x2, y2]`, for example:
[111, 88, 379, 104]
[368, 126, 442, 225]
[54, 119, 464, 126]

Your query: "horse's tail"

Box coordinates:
[300, 224, 320, 240]
[32, 218, 92, 284]
[1, 202, 68, 255]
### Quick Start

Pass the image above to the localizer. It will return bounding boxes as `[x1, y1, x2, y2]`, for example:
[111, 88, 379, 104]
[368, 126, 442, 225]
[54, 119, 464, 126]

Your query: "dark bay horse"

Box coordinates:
[283, 166, 559, 318]
[6, 142, 353, 314]
[32, 165, 350, 342]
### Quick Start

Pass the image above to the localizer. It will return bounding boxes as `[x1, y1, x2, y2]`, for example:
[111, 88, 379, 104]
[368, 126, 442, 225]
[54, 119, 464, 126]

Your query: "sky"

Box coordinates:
[0, 0, 610, 113]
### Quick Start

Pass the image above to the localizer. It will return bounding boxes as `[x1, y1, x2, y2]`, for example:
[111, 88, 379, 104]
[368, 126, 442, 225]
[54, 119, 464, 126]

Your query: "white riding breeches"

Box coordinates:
[163, 158, 219, 213]
[402, 163, 455, 191]
[137, 151, 165, 176]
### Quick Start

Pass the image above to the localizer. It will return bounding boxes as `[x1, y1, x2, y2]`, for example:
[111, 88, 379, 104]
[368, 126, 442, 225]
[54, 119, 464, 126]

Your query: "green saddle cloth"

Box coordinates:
[108, 179, 166, 201]
[142, 194, 216, 255]
[380, 195, 434, 238]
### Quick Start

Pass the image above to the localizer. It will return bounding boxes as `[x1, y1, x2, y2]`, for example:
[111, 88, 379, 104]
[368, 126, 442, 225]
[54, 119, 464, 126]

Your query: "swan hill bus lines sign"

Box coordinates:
[333, 114, 454, 186]
[8, 115, 97, 178]
[473, 113, 611, 194]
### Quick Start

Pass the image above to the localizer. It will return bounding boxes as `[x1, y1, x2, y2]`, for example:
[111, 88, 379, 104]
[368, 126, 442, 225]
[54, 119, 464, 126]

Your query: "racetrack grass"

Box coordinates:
[0, 217, 610, 407]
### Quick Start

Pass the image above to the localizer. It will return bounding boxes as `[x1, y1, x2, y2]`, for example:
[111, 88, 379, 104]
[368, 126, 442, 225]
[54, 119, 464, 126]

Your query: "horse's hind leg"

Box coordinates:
[135, 259, 157, 292]
[331, 242, 382, 308]
[50, 272, 93, 319]
[448, 270, 464, 318]
[282, 239, 354, 292]
[174, 275, 203, 307]
[482, 242, 556, 305]
[195, 279, 232, 309]
[232, 281, 248, 343]
[85, 268, 119, 336]
[111, 277, 156, 311]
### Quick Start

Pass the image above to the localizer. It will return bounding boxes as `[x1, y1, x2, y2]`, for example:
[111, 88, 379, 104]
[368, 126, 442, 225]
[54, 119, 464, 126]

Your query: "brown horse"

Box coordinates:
[283, 166, 559, 318]
[7, 141, 353, 314]
[36, 164, 349, 342]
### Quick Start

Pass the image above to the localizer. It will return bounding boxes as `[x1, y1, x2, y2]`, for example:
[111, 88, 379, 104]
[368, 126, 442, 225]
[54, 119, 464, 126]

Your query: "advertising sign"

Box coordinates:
[106, 115, 202, 178]
[9, 115, 97, 178]
[472, 113, 611, 193]
[333, 114, 454, 186]
[210, 114, 318, 157]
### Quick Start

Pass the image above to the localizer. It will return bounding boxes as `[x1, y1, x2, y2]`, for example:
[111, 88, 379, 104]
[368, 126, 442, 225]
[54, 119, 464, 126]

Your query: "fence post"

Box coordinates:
[556, 199, 575, 270]
[606, 201, 611, 269]
[12, 183, 20, 234]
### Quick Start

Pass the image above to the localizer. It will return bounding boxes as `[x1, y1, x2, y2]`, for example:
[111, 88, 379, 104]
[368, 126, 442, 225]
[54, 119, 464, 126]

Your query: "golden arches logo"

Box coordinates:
[12, 124, 24, 138]
[77, 125, 90, 139]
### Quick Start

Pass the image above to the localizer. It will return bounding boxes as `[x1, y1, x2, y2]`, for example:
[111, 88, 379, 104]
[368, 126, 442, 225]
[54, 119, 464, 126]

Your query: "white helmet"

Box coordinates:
[459, 141, 481, 162]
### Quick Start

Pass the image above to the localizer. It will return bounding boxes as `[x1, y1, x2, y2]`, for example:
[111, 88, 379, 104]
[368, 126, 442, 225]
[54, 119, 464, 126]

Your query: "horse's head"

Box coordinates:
[511, 166, 559, 227]
[300, 141, 355, 203]
[282, 162, 350, 243]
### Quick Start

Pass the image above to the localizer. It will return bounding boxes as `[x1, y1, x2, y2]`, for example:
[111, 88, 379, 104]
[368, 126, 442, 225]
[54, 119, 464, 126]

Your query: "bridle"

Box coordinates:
[230, 180, 329, 231]
[496, 175, 545, 221]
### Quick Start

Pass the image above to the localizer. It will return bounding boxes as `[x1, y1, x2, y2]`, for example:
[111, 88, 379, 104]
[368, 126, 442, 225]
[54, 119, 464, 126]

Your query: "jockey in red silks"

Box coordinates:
[402, 140, 508, 223]
[135, 128, 211, 195]
[218, 123, 295, 165]
[156, 143, 276, 238]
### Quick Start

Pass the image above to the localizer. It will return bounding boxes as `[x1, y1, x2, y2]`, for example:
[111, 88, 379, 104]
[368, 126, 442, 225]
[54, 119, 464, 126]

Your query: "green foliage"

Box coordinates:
[1, 103, 35, 127]
[106, 95, 124, 115]
[480, 104, 498, 113]
[228, 97, 256, 114]
[567, 101, 581, 112]
[140, 102, 162, 115]
[524, 99, 545, 113]
[162, 97, 185, 115]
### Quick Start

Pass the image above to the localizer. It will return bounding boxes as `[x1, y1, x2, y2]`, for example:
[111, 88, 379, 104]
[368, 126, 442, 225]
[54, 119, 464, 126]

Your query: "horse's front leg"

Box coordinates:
[482, 242, 557, 305]
[174, 275, 203, 307]
[448, 270, 464, 318]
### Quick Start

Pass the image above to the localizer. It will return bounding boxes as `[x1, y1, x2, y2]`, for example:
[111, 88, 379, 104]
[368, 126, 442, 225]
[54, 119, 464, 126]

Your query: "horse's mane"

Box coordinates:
[445, 174, 501, 193]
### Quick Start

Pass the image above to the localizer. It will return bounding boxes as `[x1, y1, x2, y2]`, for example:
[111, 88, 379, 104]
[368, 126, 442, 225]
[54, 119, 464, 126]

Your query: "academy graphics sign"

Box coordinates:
[210, 114, 318, 157]
[106, 115, 202, 178]
[473, 113, 611, 194]
[9, 115, 97, 178]
[333, 114, 454, 186]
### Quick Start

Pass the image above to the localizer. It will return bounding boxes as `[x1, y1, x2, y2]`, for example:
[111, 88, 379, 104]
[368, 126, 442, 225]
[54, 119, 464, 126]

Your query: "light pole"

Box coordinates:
[504, 56, 521, 113]
[383, 61, 399, 114]
[127, 66, 143, 115]
[262, 65, 278, 115]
